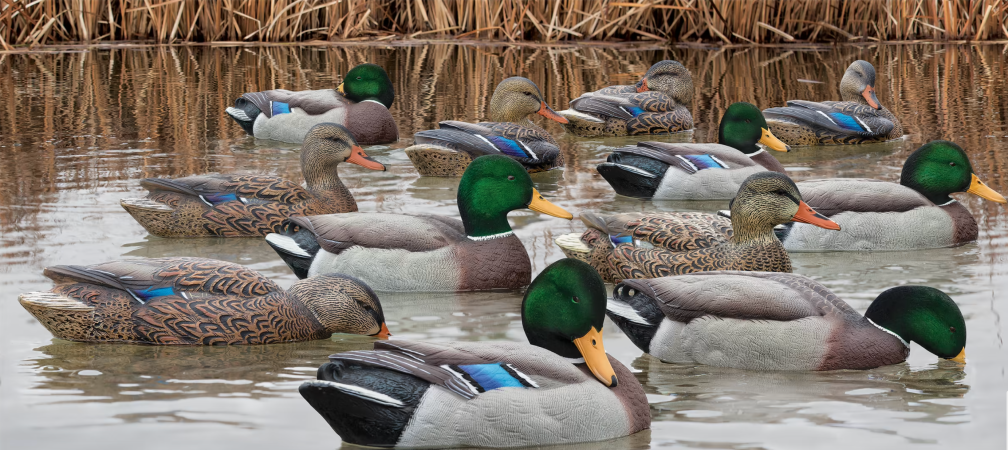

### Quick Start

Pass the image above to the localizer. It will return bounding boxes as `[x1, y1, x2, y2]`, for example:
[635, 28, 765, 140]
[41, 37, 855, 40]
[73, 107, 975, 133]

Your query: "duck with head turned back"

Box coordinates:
[555, 172, 840, 283]
[226, 63, 399, 144]
[265, 155, 573, 292]
[18, 257, 389, 344]
[298, 259, 650, 448]
[405, 77, 569, 176]
[598, 102, 790, 199]
[762, 60, 903, 146]
[560, 60, 694, 137]
[121, 123, 385, 237]
[607, 271, 966, 371]
[775, 140, 1006, 251]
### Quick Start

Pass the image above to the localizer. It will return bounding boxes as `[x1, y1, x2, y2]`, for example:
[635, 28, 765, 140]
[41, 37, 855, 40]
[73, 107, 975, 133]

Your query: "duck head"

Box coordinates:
[730, 172, 840, 240]
[488, 77, 568, 126]
[635, 60, 694, 108]
[457, 155, 572, 238]
[840, 60, 881, 110]
[900, 140, 1006, 205]
[865, 286, 966, 363]
[338, 63, 395, 109]
[289, 273, 389, 338]
[301, 123, 385, 189]
[522, 258, 617, 387]
[719, 102, 790, 154]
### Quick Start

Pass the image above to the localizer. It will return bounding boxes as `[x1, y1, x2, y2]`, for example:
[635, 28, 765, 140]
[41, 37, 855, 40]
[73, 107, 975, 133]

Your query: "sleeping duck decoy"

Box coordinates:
[560, 60, 694, 136]
[121, 123, 385, 237]
[18, 257, 388, 344]
[763, 60, 903, 146]
[554, 172, 839, 283]
[597, 102, 790, 199]
[226, 63, 399, 144]
[298, 259, 650, 448]
[607, 271, 966, 370]
[774, 140, 1006, 250]
[405, 77, 568, 176]
[265, 155, 573, 291]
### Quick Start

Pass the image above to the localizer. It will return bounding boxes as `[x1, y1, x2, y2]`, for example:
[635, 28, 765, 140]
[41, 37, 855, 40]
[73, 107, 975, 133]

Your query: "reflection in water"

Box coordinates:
[2, 43, 1006, 449]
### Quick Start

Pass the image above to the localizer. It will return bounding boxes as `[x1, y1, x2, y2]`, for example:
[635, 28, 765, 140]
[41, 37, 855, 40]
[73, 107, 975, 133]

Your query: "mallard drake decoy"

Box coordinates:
[121, 123, 385, 237]
[555, 172, 839, 283]
[226, 63, 399, 144]
[597, 102, 790, 199]
[298, 259, 649, 448]
[763, 60, 902, 146]
[607, 271, 966, 370]
[560, 60, 694, 137]
[18, 257, 388, 344]
[775, 140, 1006, 250]
[405, 77, 568, 177]
[265, 155, 573, 291]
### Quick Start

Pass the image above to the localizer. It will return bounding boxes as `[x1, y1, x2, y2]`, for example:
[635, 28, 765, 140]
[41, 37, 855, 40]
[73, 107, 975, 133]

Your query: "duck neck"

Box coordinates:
[301, 150, 348, 196]
[728, 209, 780, 245]
[458, 200, 513, 238]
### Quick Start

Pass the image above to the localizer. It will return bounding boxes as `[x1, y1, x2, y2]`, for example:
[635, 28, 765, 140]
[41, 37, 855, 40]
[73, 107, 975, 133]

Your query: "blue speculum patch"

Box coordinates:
[457, 364, 527, 391]
[271, 101, 292, 116]
[201, 193, 238, 205]
[610, 234, 633, 246]
[133, 286, 175, 301]
[485, 135, 529, 158]
[627, 106, 645, 117]
[682, 154, 727, 170]
[827, 112, 864, 131]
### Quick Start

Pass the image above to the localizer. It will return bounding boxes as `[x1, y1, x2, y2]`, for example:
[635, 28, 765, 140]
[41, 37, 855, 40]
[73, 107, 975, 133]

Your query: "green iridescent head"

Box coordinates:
[718, 102, 790, 154]
[865, 285, 966, 361]
[900, 140, 1006, 205]
[339, 64, 395, 109]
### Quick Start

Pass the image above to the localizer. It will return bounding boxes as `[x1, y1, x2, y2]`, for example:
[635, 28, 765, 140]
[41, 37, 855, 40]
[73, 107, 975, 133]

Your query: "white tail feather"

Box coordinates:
[606, 299, 651, 325]
[265, 233, 311, 258]
[225, 106, 251, 122]
[302, 380, 404, 407]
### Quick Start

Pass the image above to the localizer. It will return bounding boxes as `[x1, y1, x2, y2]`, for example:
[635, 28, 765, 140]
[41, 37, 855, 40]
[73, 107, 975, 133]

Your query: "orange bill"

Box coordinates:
[346, 145, 386, 171]
[527, 188, 573, 220]
[949, 347, 966, 363]
[537, 101, 569, 124]
[759, 128, 791, 152]
[372, 322, 391, 339]
[572, 326, 618, 387]
[636, 78, 649, 93]
[966, 173, 1007, 203]
[337, 82, 345, 94]
[793, 201, 841, 230]
[862, 85, 880, 109]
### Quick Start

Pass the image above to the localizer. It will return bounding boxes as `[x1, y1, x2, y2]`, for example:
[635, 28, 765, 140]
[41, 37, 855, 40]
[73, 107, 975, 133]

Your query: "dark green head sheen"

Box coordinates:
[718, 102, 769, 154]
[864, 285, 966, 359]
[456, 155, 534, 237]
[342, 64, 395, 109]
[521, 259, 608, 359]
[900, 140, 974, 204]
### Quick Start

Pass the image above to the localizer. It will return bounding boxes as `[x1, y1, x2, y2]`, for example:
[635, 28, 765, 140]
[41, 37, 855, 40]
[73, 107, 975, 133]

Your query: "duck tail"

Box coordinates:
[596, 150, 666, 198]
[225, 97, 261, 135]
[299, 360, 430, 447]
[265, 223, 320, 279]
[18, 292, 96, 341]
[607, 280, 665, 353]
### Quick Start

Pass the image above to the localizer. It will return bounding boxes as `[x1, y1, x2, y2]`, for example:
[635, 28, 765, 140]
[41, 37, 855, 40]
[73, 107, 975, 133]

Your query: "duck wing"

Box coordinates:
[416, 123, 560, 167]
[471, 121, 558, 145]
[764, 100, 894, 139]
[581, 211, 732, 252]
[795, 179, 933, 216]
[239, 88, 347, 118]
[283, 213, 466, 255]
[141, 174, 311, 206]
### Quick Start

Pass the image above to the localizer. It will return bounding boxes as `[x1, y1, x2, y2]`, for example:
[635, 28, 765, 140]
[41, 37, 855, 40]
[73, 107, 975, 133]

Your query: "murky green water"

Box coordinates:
[2, 43, 1007, 449]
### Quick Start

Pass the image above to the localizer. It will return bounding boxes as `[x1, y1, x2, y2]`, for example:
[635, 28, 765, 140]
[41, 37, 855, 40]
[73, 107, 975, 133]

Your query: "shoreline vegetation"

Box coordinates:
[2, 1, 1008, 50]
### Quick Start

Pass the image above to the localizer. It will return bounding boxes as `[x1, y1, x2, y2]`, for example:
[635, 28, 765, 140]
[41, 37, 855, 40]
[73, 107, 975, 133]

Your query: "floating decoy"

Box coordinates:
[121, 123, 385, 237]
[298, 259, 649, 448]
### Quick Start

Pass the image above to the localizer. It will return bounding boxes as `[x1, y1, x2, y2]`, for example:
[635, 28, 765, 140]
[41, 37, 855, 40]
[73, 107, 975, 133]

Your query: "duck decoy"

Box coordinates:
[405, 77, 568, 176]
[121, 123, 385, 237]
[555, 172, 839, 283]
[763, 60, 902, 146]
[774, 140, 1006, 250]
[560, 60, 694, 136]
[18, 257, 388, 344]
[265, 155, 573, 291]
[298, 259, 649, 448]
[226, 63, 399, 144]
[597, 102, 790, 199]
[607, 271, 966, 370]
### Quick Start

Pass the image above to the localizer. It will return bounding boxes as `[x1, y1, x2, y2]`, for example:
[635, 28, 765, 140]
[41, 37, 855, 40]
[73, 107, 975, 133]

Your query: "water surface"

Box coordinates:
[2, 43, 1007, 449]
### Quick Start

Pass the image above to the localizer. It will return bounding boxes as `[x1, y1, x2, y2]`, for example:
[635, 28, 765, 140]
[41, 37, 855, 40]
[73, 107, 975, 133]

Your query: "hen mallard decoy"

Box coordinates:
[18, 257, 388, 344]
[121, 123, 385, 237]
[763, 60, 903, 146]
[560, 60, 694, 136]
[597, 102, 790, 199]
[774, 140, 1006, 250]
[405, 77, 568, 176]
[607, 271, 966, 370]
[298, 259, 649, 448]
[226, 63, 399, 144]
[265, 155, 573, 291]
[554, 172, 839, 283]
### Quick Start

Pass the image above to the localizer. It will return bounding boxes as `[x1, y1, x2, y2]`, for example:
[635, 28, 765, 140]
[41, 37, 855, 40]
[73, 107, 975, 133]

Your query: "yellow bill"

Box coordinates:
[527, 188, 573, 220]
[572, 326, 618, 387]
[967, 174, 1007, 203]
[949, 347, 966, 363]
[760, 128, 790, 152]
[337, 82, 345, 94]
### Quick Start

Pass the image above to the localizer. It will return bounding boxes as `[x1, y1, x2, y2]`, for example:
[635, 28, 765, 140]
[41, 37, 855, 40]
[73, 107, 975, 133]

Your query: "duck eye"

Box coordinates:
[950, 326, 956, 333]
[572, 296, 580, 304]
[949, 162, 955, 167]
[745, 119, 751, 124]
[356, 76, 362, 80]
[507, 175, 515, 181]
